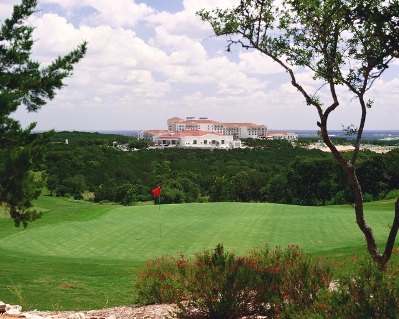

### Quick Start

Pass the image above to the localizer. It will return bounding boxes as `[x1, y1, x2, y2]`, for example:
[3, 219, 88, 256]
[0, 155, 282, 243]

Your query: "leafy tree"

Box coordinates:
[209, 176, 237, 202]
[46, 174, 59, 196]
[128, 137, 152, 149]
[231, 169, 267, 202]
[286, 157, 340, 205]
[0, 0, 87, 226]
[198, 0, 399, 269]
[386, 149, 399, 191]
[62, 174, 86, 199]
[261, 173, 290, 204]
[177, 177, 201, 203]
[356, 155, 389, 200]
[160, 181, 186, 204]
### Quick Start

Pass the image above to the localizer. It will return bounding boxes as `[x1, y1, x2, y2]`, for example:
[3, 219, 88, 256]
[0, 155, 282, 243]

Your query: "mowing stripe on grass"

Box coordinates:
[1, 201, 397, 262]
[1, 196, 398, 310]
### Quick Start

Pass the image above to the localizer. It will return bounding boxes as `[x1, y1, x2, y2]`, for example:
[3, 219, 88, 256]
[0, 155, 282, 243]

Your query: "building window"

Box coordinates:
[193, 140, 197, 144]
[204, 140, 207, 144]
[221, 140, 225, 144]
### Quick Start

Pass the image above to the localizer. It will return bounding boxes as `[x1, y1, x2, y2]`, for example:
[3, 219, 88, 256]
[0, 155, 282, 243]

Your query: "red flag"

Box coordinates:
[152, 187, 161, 197]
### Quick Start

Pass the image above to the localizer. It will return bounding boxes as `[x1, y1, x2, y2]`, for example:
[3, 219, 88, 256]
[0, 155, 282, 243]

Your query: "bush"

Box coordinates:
[297, 257, 399, 319]
[331, 190, 347, 205]
[385, 189, 399, 200]
[363, 192, 374, 202]
[135, 254, 189, 304]
[135, 244, 332, 319]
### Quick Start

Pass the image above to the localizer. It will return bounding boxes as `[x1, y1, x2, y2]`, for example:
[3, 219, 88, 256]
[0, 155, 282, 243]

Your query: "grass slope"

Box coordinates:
[0, 195, 397, 310]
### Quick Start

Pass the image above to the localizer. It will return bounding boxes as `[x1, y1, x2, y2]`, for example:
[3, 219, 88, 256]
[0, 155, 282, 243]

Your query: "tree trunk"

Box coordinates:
[319, 122, 399, 270]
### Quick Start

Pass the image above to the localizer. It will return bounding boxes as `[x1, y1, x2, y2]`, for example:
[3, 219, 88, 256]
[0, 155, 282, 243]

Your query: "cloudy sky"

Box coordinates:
[2, 0, 399, 131]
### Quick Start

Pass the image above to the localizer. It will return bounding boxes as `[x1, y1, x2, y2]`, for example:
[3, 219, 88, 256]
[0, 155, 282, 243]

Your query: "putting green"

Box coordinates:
[1, 201, 396, 262]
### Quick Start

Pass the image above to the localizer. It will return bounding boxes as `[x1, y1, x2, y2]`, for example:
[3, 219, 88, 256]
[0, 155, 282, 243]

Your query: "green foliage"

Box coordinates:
[209, 176, 237, 202]
[0, 0, 86, 227]
[385, 189, 399, 200]
[0, 129, 50, 226]
[135, 254, 189, 304]
[49, 131, 153, 149]
[135, 244, 332, 319]
[286, 157, 344, 205]
[295, 258, 399, 319]
[356, 154, 389, 199]
[241, 138, 294, 149]
[137, 244, 399, 318]
[43, 132, 399, 207]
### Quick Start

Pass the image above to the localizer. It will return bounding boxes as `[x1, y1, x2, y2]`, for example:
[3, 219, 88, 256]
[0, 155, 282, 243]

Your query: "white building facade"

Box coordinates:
[167, 117, 267, 139]
[266, 132, 298, 140]
[154, 130, 240, 148]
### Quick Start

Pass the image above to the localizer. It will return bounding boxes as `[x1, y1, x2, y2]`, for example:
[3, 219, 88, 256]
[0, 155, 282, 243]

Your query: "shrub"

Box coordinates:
[135, 244, 332, 319]
[135, 254, 189, 304]
[385, 189, 399, 200]
[292, 257, 399, 319]
[176, 244, 269, 318]
[331, 190, 347, 204]
[363, 192, 374, 202]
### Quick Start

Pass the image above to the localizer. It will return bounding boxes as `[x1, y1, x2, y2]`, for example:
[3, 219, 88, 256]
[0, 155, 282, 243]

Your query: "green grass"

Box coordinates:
[0, 195, 398, 310]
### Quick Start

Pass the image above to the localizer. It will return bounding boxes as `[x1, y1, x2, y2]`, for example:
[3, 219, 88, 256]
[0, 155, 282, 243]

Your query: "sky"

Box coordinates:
[2, 0, 399, 132]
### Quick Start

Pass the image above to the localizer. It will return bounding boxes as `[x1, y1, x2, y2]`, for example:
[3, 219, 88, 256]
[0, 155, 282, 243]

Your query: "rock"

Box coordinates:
[5, 304, 22, 312]
[67, 312, 86, 319]
[6, 308, 21, 315]
[21, 313, 45, 319]
[0, 301, 6, 313]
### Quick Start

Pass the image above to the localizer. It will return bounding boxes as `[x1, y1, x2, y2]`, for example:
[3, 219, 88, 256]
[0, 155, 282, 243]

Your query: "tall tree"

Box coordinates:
[198, 0, 399, 269]
[0, 0, 87, 227]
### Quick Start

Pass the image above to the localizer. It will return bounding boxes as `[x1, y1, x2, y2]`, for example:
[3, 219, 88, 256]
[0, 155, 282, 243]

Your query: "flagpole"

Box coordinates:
[152, 187, 162, 237]
[158, 194, 161, 237]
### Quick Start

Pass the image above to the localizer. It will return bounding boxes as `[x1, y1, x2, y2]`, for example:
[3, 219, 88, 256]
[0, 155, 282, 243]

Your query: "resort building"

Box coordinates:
[139, 117, 291, 147]
[138, 129, 169, 141]
[223, 122, 267, 138]
[265, 132, 298, 140]
[154, 130, 240, 149]
[168, 117, 267, 139]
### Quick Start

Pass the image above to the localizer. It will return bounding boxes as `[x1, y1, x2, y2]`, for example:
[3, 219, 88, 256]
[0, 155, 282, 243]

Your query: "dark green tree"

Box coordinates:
[356, 154, 389, 200]
[261, 173, 290, 204]
[209, 176, 237, 202]
[160, 180, 186, 204]
[0, 0, 87, 227]
[286, 157, 339, 206]
[231, 169, 267, 202]
[198, 0, 399, 269]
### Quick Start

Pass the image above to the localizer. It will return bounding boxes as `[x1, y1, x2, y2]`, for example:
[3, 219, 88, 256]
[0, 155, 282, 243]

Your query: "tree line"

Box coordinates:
[43, 132, 399, 207]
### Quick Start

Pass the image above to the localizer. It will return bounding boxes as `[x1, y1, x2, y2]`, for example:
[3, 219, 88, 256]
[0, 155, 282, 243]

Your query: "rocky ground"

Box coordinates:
[0, 304, 179, 319]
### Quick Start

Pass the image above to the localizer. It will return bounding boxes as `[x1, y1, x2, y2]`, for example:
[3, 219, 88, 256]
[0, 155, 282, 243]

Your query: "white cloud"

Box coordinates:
[0, 0, 21, 22]
[182, 0, 240, 12]
[6, 0, 399, 131]
[41, 0, 154, 27]
[238, 51, 285, 74]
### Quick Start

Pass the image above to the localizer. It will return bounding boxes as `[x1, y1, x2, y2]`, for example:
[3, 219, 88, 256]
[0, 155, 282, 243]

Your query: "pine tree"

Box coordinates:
[0, 0, 87, 227]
